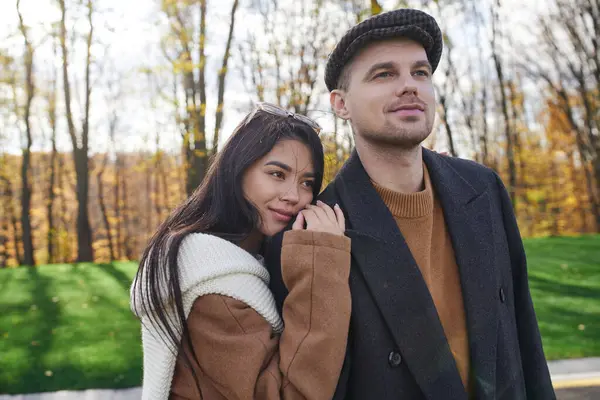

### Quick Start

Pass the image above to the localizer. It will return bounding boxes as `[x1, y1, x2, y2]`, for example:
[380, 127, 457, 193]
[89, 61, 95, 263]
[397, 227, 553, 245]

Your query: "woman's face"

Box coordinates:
[242, 139, 316, 237]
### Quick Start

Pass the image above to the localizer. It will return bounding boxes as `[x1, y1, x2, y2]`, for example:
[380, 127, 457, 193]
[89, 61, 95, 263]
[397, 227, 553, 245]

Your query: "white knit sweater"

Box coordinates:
[130, 233, 283, 400]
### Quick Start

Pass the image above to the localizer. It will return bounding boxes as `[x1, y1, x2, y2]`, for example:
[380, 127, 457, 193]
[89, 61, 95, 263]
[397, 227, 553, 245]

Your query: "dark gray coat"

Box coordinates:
[265, 149, 555, 399]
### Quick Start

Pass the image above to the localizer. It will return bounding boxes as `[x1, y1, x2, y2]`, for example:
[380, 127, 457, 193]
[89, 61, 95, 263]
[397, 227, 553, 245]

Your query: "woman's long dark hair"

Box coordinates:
[132, 110, 324, 392]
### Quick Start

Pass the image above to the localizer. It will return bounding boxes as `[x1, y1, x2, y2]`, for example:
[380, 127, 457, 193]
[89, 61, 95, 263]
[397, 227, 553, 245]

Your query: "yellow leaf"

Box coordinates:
[371, 0, 383, 15]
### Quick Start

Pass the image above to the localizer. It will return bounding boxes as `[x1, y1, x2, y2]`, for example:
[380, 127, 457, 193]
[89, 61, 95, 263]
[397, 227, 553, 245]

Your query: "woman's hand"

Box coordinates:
[292, 200, 345, 236]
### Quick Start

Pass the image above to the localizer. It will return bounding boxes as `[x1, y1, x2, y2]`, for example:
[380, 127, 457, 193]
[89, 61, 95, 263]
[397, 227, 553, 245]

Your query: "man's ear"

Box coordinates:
[330, 90, 350, 120]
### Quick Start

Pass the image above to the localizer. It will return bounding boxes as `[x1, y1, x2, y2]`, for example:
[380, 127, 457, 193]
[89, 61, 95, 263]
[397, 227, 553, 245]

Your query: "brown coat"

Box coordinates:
[169, 230, 351, 400]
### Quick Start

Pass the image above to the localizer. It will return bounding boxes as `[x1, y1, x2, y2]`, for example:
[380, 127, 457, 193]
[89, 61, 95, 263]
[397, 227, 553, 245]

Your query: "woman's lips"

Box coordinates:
[270, 208, 293, 223]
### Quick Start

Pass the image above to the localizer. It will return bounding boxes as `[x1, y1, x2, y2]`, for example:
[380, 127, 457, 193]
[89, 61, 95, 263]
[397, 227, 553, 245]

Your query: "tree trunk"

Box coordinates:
[2, 177, 23, 265]
[46, 123, 58, 264]
[97, 155, 115, 261]
[439, 93, 457, 157]
[212, 0, 240, 154]
[114, 154, 123, 260]
[145, 157, 152, 233]
[0, 175, 10, 267]
[550, 159, 560, 237]
[59, 0, 94, 262]
[491, 0, 517, 208]
[57, 153, 71, 263]
[121, 167, 134, 260]
[46, 37, 59, 264]
[17, 0, 35, 266]
[568, 150, 589, 233]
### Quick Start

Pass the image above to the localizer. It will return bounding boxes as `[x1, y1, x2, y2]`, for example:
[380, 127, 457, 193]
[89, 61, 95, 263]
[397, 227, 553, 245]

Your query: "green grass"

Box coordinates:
[0, 262, 141, 394]
[0, 236, 598, 394]
[525, 235, 600, 361]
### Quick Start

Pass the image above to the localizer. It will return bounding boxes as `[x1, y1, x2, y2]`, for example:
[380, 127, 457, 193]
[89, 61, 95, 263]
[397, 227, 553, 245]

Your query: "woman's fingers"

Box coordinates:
[300, 202, 345, 236]
[292, 211, 305, 231]
[301, 208, 320, 229]
[316, 200, 337, 222]
[304, 204, 327, 222]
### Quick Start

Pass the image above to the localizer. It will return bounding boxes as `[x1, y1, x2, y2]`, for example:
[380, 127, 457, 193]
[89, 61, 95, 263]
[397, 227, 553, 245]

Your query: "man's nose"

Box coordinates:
[394, 75, 418, 97]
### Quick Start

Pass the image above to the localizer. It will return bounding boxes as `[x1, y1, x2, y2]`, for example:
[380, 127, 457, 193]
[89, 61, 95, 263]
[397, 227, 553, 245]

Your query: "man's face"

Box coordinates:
[331, 38, 436, 149]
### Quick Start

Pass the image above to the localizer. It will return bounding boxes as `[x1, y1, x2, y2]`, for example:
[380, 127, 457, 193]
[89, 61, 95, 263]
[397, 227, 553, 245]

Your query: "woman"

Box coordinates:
[130, 103, 351, 400]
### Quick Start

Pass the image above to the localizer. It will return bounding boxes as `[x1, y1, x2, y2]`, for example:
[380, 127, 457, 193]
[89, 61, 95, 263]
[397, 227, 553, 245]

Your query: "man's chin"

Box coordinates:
[369, 131, 430, 149]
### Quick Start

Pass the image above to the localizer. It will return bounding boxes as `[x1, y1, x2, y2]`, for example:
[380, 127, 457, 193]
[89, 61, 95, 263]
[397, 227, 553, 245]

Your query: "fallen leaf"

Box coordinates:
[30, 305, 38, 311]
[578, 324, 586, 331]
[3, 332, 8, 338]
[45, 370, 53, 377]
[31, 341, 40, 346]
[560, 264, 569, 270]
[52, 297, 59, 303]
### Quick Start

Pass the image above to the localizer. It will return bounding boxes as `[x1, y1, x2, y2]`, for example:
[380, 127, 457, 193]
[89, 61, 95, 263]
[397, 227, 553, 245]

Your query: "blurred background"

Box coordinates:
[0, 0, 598, 396]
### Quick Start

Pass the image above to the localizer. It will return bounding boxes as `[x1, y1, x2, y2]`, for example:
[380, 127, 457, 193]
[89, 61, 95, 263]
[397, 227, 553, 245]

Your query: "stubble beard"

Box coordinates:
[359, 118, 433, 150]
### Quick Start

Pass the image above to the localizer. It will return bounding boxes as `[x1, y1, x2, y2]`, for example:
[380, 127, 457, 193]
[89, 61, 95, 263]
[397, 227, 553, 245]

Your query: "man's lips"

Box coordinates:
[390, 103, 425, 112]
[390, 104, 425, 117]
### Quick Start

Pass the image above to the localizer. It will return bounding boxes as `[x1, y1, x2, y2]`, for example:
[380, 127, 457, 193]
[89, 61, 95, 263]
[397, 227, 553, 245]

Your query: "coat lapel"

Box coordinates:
[423, 149, 498, 398]
[334, 151, 466, 399]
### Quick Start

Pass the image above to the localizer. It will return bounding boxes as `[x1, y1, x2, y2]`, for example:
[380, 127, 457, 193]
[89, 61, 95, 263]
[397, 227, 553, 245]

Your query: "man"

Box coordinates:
[266, 8, 555, 400]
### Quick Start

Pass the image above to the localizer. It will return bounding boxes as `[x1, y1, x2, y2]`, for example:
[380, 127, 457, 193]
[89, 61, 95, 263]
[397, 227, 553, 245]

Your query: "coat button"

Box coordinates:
[388, 351, 402, 368]
[499, 287, 506, 303]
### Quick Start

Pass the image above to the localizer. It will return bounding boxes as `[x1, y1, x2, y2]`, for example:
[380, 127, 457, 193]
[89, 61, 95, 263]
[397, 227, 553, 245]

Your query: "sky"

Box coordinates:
[0, 0, 548, 157]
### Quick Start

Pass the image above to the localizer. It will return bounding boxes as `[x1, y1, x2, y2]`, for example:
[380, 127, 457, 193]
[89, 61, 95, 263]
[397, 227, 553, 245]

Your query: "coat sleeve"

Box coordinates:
[495, 173, 556, 399]
[170, 230, 352, 400]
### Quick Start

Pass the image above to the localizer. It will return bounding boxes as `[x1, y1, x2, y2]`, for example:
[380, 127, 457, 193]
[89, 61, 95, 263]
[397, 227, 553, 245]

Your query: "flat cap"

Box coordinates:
[325, 8, 443, 91]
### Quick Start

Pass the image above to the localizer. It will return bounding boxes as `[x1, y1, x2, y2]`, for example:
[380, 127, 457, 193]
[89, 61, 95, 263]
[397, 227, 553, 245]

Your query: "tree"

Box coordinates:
[161, 0, 241, 196]
[525, 0, 600, 231]
[16, 0, 36, 266]
[490, 0, 517, 207]
[45, 33, 59, 264]
[58, 0, 95, 261]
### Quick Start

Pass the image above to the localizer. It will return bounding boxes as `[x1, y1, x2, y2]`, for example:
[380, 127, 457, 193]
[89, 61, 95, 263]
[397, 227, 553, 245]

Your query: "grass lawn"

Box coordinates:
[0, 262, 141, 394]
[525, 235, 600, 361]
[0, 235, 599, 394]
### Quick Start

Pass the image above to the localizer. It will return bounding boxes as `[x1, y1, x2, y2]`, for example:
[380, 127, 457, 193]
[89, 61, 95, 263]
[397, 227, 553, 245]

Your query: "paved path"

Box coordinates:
[556, 386, 600, 400]
[0, 388, 141, 400]
[2, 358, 599, 399]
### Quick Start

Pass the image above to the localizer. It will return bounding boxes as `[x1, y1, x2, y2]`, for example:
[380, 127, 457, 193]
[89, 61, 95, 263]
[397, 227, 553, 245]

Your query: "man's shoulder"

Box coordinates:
[437, 154, 499, 185]
[317, 179, 341, 204]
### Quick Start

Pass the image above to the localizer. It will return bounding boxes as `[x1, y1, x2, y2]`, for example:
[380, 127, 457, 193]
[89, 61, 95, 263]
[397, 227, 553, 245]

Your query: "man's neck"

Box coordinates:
[355, 139, 424, 194]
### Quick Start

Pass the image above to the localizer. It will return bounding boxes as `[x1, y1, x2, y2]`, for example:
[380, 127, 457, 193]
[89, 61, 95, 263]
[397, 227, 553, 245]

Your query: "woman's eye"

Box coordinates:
[302, 180, 315, 188]
[270, 171, 284, 179]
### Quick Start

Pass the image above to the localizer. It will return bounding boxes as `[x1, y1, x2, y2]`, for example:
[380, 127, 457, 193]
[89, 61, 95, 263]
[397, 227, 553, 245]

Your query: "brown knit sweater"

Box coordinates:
[373, 164, 471, 393]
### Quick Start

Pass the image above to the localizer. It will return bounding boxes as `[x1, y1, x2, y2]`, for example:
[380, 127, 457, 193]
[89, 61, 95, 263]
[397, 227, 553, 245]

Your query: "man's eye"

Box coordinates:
[414, 70, 430, 77]
[374, 71, 393, 79]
